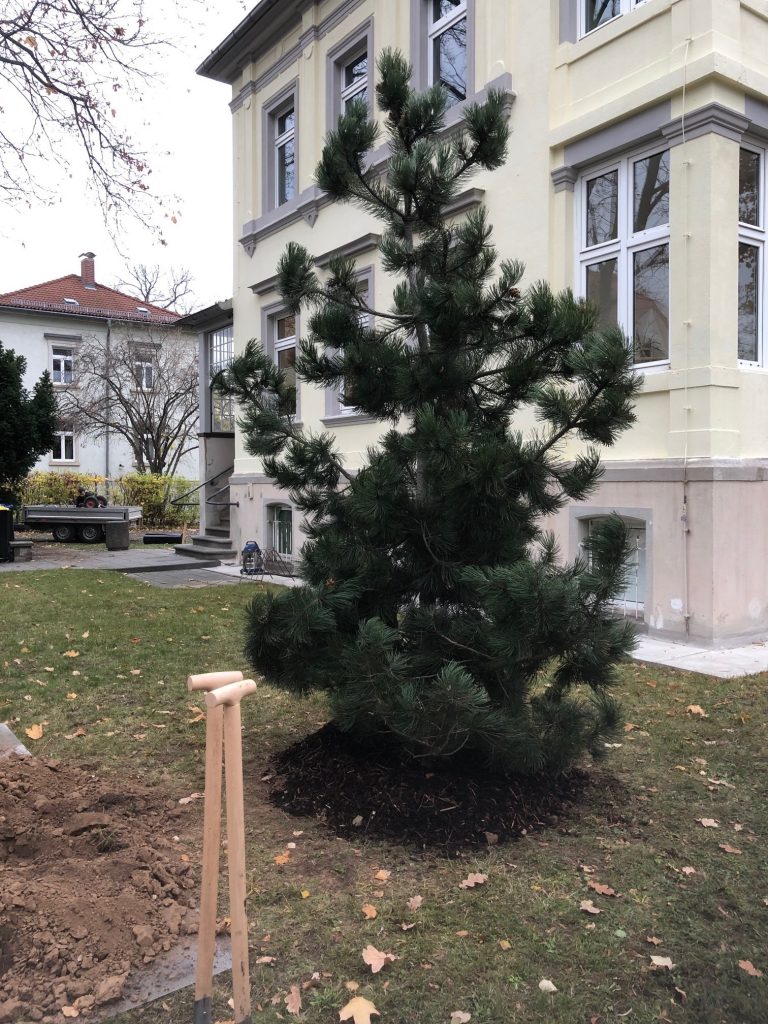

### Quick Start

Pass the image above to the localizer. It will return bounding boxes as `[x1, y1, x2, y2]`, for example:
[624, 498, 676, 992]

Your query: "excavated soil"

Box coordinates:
[0, 754, 202, 1022]
[268, 723, 593, 855]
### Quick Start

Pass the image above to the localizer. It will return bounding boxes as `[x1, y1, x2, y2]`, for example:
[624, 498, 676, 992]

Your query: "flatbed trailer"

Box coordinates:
[20, 505, 143, 543]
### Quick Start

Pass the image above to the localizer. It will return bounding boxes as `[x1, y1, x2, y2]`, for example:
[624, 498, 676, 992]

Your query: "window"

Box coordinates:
[51, 428, 76, 463]
[268, 504, 293, 558]
[209, 325, 235, 432]
[275, 314, 297, 416]
[341, 51, 368, 112]
[578, 147, 670, 365]
[51, 347, 75, 385]
[135, 358, 154, 391]
[582, 517, 646, 617]
[339, 280, 371, 415]
[275, 106, 295, 207]
[263, 84, 299, 213]
[580, 1, 649, 37]
[429, 1, 468, 106]
[328, 21, 374, 129]
[739, 146, 763, 364]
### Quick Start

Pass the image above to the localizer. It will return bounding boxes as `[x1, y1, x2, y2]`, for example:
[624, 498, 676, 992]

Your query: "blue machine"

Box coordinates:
[240, 540, 265, 577]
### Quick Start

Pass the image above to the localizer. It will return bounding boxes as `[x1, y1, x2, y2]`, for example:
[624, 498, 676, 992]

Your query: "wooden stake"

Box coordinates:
[206, 680, 257, 1024]
[186, 670, 243, 1024]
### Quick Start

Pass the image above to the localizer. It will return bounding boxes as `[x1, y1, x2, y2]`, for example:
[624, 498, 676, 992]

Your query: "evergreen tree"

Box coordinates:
[0, 342, 57, 499]
[218, 51, 642, 775]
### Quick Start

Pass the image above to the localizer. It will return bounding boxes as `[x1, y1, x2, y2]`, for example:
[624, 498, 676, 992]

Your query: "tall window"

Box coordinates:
[51, 347, 74, 385]
[51, 428, 75, 462]
[429, 1, 467, 106]
[209, 325, 234, 431]
[578, 147, 670, 365]
[339, 282, 371, 415]
[275, 107, 296, 207]
[739, 146, 762, 364]
[581, 1, 648, 36]
[275, 314, 297, 416]
[268, 504, 293, 557]
[341, 50, 368, 111]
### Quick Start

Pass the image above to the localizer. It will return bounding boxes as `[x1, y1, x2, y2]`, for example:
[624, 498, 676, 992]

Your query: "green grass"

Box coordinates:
[2, 570, 767, 1023]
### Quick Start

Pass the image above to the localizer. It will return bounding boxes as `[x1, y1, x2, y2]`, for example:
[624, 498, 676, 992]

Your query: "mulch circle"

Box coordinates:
[267, 723, 594, 855]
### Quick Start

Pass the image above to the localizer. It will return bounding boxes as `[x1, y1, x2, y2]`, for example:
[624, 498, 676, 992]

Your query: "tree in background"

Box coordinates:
[0, 1, 176, 232]
[59, 326, 198, 477]
[217, 51, 641, 776]
[117, 264, 196, 313]
[0, 342, 57, 498]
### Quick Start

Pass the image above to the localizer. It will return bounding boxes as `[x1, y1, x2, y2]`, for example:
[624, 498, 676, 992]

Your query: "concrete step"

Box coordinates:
[188, 534, 234, 550]
[173, 544, 238, 562]
[205, 526, 230, 538]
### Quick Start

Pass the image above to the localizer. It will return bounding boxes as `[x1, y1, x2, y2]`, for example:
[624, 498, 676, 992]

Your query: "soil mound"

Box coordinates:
[0, 755, 200, 1022]
[268, 723, 591, 854]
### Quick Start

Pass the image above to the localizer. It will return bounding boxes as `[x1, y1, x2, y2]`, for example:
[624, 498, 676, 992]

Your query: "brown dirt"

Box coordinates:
[0, 754, 202, 1022]
[268, 723, 594, 855]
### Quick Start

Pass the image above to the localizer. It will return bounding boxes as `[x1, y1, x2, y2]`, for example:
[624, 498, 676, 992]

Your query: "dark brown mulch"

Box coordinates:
[267, 723, 595, 855]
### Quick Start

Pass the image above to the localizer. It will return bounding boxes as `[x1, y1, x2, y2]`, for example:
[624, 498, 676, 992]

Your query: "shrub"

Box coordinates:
[19, 471, 107, 507]
[111, 474, 199, 527]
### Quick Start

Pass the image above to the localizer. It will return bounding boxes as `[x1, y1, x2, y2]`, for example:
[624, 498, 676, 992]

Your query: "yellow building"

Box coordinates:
[198, 0, 768, 645]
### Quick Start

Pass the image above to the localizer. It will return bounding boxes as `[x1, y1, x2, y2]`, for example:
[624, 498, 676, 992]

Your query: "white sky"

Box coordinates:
[0, 2, 253, 309]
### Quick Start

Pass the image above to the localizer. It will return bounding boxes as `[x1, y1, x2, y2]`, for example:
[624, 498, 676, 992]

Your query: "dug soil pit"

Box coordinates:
[0, 754, 202, 1022]
[269, 723, 596, 854]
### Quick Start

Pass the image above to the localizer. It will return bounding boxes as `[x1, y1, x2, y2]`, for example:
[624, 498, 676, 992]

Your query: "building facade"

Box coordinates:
[199, 0, 768, 645]
[0, 254, 199, 482]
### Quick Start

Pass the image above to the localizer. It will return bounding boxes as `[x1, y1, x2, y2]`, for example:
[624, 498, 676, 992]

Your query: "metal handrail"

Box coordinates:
[207, 482, 238, 508]
[170, 465, 234, 507]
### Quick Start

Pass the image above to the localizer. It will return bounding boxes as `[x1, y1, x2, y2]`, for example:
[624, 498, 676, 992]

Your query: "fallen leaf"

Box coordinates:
[459, 872, 488, 889]
[63, 650, 79, 658]
[450, 1014, 472, 1024]
[255, 956, 275, 965]
[674, 986, 688, 1005]
[407, 895, 424, 912]
[400, 922, 415, 930]
[650, 955, 676, 970]
[286, 842, 297, 849]
[44, 666, 55, 672]
[587, 881, 619, 897]
[344, 981, 359, 993]
[130, 669, 142, 676]
[81, 631, 90, 639]
[285, 985, 301, 1015]
[61, 1008, 79, 1019]
[362, 944, 398, 974]
[738, 959, 763, 977]
[697, 818, 720, 828]
[274, 852, 290, 866]
[538, 979, 557, 993]
[66, 692, 78, 700]
[455, 930, 469, 937]
[681, 867, 696, 876]
[24, 723, 44, 740]
[178, 792, 203, 805]
[498, 939, 512, 950]
[339, 996, 380, 1024]
[484, 831, 499, 845]
[578, 863, 596, 874]
[623, 722, 636, 732]
[374, 869, 391, 882]
[719, 844, 742, 855]
[292, 830, 304, 837]
[301, 890, 310, 899]
[361, 904, 377, 920]
[686, 704, 708, 717]
[580, 899, 602, 915]
[646, 936, 663, 946]
[733, 823, 744, 832]
[352, 815, 364, 827]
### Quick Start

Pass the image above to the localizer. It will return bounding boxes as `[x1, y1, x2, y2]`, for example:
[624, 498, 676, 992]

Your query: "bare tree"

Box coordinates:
[116, 264, 196, 313]
[59, 326, 198, 477]
[0, 1, 180, 232]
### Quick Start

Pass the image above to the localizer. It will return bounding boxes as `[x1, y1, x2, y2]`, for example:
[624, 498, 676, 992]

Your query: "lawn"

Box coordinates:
[2, 569, 767, 1023]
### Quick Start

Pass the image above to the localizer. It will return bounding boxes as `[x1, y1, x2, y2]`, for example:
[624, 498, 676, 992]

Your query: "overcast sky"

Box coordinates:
[0, 2, 253, 309]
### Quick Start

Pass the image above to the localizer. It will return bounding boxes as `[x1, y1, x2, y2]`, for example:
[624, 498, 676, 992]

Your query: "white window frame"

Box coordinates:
[135, 358, 155, 391]
[579, 0, 650, 39]
[274, 105, 296, 208]
[51, 346, 75, 386]
[576, 143, 671, 369]
[428, 1, 468, 105]
[267, 503, 293, 559]
[738, 142, 765, 368]
[340, 47, 368, 112]
[208, 324, 235, 432]
[273, 312, 299, 419]
[50, 428, 77, 464]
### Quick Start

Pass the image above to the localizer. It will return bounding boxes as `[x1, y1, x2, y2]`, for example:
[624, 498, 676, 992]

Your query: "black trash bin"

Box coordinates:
[0, 505, 14, 563]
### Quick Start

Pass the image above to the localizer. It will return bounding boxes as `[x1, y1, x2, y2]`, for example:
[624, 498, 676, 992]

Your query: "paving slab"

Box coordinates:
[633, 635, 768, 678]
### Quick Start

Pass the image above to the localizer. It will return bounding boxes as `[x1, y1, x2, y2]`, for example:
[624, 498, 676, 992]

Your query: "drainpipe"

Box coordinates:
[105, 319, 112, 483]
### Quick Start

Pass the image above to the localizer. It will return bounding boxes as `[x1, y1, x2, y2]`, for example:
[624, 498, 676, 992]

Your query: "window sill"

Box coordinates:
[49, 460, 79, 467]
[321, 413, 379, 427]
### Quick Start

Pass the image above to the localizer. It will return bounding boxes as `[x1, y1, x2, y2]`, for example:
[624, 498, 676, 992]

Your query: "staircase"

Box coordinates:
[172, 469, 239, 564]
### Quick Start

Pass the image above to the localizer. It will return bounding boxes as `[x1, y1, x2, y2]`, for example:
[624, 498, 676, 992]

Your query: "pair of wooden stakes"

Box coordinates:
[187, 670, 257, 1024]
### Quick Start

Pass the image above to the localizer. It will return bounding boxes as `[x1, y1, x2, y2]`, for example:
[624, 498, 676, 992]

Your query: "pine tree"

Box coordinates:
[0, 342, 57, 499]
[218, 51, 642, 775]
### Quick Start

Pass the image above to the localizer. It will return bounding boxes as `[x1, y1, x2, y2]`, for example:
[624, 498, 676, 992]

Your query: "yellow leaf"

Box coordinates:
[67, 692, 78, 700]
[301, 890, 311, 899]
[61, 1008, 79, 1019]
[285, 985, 302, 1015]
[274, 852, 290, 866]
[459, 872, 488, 889]
[738, 959, 763, 977]
[374, 869, 391, 881]
[81, 631, 90, 639]
[362, 944, 398, 974]
[25, 723, 44, 740]
[361, 904, 377, 920]
[498, 939, 512, 950]
[63, 650, 79, 658]
[130, 669, 142, 676]
[686, 704, 708, 717]
[339, 996, 380, 1024]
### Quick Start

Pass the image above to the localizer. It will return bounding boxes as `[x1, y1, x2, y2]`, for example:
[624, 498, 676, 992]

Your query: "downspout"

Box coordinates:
[105, 318, 112, 482]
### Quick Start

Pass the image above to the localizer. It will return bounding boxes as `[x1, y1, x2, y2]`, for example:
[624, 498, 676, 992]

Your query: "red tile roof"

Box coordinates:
[0, 274, 181, 325]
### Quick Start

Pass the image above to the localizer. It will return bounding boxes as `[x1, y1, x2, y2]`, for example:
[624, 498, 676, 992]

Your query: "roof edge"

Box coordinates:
[197, 0, 308, 83]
